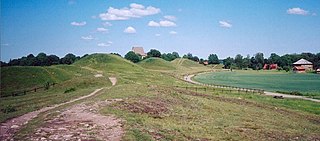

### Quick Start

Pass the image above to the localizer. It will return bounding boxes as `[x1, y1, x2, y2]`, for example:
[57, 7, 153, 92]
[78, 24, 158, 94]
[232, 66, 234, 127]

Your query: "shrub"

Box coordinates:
[1, 105, 17, 113]
[64, 87, 76, 93]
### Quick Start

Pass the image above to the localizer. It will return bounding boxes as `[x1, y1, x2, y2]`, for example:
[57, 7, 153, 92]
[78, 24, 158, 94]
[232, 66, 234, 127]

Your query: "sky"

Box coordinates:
[1, 0, 320, 62]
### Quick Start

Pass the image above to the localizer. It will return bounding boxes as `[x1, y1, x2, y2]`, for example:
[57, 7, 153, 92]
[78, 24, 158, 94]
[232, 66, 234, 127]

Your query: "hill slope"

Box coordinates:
[171, 58, 204, 68]
[138, 57, 177, 70]
[73, 53, 143, 73]
[0, 65, 93, 94]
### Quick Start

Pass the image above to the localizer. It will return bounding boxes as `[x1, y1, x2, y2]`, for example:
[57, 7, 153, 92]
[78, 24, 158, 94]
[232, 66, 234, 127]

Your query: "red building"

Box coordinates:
[263, 64, 278, 70]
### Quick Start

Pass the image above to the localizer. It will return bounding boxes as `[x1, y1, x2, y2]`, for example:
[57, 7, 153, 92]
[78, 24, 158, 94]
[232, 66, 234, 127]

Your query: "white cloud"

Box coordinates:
[70, 21, 86, 26]
[287, 7, 309, 15]
[130, 3, 145, 9]
[97, 27, 108, 32]
[99, 3, 160, 21]
[102, 22, 112, 26]
[159, 20, 176, 27]
[169, 31, 177, 35]
[97, 42, 112, 47]
[124, 26, 136, 33]
[155, 34, 161, 36]
[148, 20, 177, 27]
[164, 15, 176, 21]
[219, 21, 232, 28]
[81, 35, 94, 40]
[312, 13, 317, 16]
[148, 21, 160, 27]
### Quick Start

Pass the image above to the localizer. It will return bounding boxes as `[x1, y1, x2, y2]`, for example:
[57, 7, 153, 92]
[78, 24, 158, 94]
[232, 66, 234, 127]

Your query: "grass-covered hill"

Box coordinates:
[171, 58, 204, 68]
[0, 65, 94, 94]
[138, 57, 177, 70]
[73, 53, 144, 74]
[1, 53, 319, 140]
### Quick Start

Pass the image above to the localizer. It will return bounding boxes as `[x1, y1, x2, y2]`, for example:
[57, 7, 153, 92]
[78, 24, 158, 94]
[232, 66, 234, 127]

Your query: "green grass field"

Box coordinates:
[1, 54, 320, 140]
[193, 70, 320, 98]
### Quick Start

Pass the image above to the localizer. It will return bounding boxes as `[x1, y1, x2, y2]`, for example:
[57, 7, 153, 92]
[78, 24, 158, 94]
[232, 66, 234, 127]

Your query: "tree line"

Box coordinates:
[124, 49, 220, 65]
[223, 52, 320, 71]
[0, 53, 87, 67]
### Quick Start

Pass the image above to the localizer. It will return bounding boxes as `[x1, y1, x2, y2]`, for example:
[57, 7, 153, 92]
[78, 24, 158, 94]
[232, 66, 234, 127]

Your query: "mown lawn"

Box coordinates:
[193, 70, 320, 98]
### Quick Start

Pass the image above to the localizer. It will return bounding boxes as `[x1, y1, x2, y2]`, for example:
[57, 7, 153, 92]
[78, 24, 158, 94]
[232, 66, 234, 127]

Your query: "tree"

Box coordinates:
[242, 55, 251, 69]
[147, 49, 161, 58]
[192, 56, 199, 62]
[223, 57, 234, 69]
[208, 54, 219, 64]
[254, 53, 264, 70]
[48, 55, 60, 65]
[36, 52, 49, 66]
[26, 54, 37, 66]
[60, 53, 76, 65]
[234, 54, 243, 69]
[268, 53, 281, 64]
[172, 52, 180, 58]
[125, 51, 141, 63]
[0, 61, 8, 67]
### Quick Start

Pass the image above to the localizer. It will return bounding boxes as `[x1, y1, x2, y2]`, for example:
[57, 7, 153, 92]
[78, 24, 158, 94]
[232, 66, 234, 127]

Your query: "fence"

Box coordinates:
[0, 82, 58, 98]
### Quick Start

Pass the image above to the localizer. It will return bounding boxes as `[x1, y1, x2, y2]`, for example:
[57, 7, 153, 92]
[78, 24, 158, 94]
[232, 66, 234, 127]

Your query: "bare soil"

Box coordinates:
[26, 102, 124, 141]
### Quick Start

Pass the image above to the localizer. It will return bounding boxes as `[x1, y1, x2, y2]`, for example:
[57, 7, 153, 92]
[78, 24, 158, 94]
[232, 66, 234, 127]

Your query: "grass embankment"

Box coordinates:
[1, 54, 320, 140]
[194, 70, 320, 99]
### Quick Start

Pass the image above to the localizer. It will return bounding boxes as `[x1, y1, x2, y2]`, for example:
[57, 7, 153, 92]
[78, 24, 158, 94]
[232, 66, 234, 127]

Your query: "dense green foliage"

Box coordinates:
[147, 49, 161, 58]
[223, 52, 320, 70]
[125, 51, 141, 63]
[1, 53, 83, 67]
[208, 54, 220, 64]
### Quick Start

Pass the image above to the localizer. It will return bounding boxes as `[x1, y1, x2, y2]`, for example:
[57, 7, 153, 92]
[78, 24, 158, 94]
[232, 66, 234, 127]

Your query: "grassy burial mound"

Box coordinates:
[171, 58, 205, 68]
[0, 65, 93, 95]
[74, 53, 144, 74]
[138, 57, 177, 70]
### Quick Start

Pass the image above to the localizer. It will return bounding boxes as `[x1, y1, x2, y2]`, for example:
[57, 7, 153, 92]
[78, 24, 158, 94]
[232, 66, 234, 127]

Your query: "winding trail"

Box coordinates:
[0, 77, 120, 141]
[184, 74, 320, 103]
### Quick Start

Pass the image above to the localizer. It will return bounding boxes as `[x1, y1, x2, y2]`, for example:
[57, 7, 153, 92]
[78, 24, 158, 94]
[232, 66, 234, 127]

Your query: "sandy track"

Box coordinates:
[0, 88, 104, 140]
[184, 74, 320, 103]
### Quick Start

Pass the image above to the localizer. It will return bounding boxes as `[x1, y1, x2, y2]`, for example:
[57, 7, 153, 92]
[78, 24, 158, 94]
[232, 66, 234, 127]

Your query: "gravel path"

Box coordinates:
[184, 74, 320, 103]
[0, 77, 120, 140]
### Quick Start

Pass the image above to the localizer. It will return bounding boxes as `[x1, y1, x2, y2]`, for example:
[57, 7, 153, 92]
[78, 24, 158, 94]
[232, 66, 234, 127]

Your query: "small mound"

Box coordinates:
[74, 53, 143, 73]
[171, 58, 204, 68]
[138, 58, 176, 70]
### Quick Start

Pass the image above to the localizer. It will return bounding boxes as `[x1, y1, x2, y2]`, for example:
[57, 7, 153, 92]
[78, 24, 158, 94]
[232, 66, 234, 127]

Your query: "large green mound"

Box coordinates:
[171, 58, 204, 68]
[138, 57, 177, 70]
[0, 65, 93, 94]
[73, 53, 143, 73]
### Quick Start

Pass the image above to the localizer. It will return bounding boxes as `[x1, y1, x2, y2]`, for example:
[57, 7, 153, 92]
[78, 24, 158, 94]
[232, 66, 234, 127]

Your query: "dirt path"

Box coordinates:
[26, 101, 124, 141]
[184, 74, 320, 103]
[109, 77, 117, 86]
[0, 88, 104, 140]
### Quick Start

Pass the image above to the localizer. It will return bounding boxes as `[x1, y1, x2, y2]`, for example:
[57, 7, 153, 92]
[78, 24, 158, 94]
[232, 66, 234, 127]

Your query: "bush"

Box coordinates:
[1, 105, 17, 113]
[64, 87, 76, 93]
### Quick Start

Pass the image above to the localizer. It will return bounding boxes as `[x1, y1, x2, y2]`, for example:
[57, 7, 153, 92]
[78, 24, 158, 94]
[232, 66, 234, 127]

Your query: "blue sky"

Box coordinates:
[1, 0, 320, 62]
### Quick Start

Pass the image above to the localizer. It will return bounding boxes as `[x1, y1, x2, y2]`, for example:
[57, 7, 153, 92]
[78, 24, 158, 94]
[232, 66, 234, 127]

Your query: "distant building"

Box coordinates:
[203, 61, 208, 66]
[293, 58, 313, 73]
[263, 64, 278, 70]
[132, 47, 146, 58]
[316, 68, 320, 74]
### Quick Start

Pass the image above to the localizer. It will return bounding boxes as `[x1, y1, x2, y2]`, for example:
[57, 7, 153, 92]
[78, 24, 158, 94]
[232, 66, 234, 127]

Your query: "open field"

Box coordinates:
[1, 54, 320, 140]
[194, 70, 320, 99]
